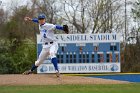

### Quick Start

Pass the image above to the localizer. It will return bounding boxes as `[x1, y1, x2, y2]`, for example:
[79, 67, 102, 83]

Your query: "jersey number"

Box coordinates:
[43, 33, 47, 38]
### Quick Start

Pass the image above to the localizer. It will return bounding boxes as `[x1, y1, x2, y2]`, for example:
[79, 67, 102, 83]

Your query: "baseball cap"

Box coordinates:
[38, 13, 46, 19]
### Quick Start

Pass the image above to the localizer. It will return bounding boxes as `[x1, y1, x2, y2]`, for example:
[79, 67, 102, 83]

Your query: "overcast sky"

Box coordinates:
[0, 0, 31, 10]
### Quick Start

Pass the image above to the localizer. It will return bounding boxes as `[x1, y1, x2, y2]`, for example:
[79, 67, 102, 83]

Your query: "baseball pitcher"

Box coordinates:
[23, 13, 69, 77]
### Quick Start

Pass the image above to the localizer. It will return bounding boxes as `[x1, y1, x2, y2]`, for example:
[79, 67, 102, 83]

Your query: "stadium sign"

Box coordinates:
[37, 33, 121, 73]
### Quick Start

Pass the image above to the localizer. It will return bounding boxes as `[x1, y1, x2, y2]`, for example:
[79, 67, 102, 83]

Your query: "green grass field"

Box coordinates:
[0, 84, 140, 93]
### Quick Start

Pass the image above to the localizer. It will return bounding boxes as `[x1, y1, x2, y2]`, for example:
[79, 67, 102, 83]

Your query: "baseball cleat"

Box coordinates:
[56, 70, 60, 77]
[22, 70, 33, 75]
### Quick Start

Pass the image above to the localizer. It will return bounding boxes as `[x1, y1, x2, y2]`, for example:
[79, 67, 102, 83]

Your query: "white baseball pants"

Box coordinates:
[35, 42, 58, 66]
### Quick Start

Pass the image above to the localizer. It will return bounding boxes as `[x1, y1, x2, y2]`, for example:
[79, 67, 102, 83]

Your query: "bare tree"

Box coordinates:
[5, 0, 130, 35]
[0, 8, 5, 25]
[59, 0, 90, 33]
[30, 0, 61, 24]
[59, 0, 126, 34]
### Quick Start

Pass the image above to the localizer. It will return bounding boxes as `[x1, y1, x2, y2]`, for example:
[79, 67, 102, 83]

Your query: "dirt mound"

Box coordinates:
[0, 74, 129, 86]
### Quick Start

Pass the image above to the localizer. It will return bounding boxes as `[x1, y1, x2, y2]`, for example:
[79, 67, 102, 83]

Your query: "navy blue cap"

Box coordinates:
[38, 13, 46, 19]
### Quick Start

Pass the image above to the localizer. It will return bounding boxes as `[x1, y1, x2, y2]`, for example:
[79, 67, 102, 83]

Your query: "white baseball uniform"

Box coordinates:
[35, 23, 58, 66]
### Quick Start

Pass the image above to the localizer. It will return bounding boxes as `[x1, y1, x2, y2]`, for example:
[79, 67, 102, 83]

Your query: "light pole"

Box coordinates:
[122, 0, 127, 65]
[125, 0, 127, 43]
[0, 1, 2, 6]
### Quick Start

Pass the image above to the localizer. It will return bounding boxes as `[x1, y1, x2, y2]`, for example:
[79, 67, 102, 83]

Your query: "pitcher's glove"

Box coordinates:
[63, 25, 69, 34]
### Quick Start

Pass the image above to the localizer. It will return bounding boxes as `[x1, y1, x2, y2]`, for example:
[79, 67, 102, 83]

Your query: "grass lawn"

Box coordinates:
[0, 83, 140, 93]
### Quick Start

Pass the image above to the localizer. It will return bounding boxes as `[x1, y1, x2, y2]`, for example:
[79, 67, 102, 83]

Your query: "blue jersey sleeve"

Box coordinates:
[32, 18, 39, 23]
[55, 25, 64, 30]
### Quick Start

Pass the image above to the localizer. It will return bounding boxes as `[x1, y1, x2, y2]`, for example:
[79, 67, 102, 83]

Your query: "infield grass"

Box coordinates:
[0, 83, 140, 93]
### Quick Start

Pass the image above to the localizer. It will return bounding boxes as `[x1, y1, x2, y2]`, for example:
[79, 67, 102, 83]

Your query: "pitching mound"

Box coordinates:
[0, 74, 129, 86]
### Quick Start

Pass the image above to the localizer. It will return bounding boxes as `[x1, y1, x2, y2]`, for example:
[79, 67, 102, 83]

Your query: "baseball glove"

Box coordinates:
[63, 25, 69, 34]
